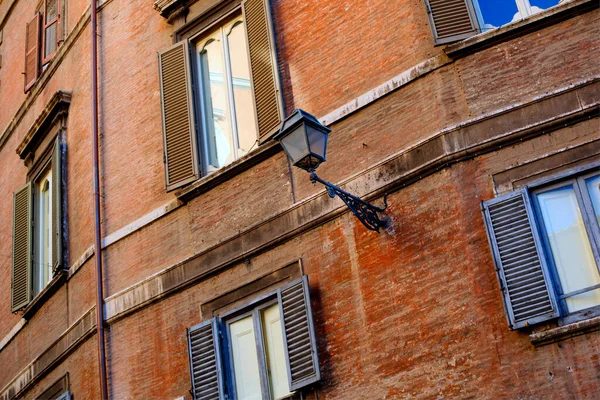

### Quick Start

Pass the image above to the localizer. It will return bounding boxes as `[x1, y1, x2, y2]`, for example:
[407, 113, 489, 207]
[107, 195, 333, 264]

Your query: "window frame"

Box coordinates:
[527, 162, 600, 323]
[42, 0, 61, 64]
[191, 10, 260, 175]
[472, 0, 561, 31]
[221, 294, 295, 400]
[31, 160, 54, 298]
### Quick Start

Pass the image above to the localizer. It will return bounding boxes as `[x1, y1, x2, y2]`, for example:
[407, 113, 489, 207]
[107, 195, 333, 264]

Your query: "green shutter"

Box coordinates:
[51, 136, 63, 275]
[158, 40, 201, 191]
[12, 183, 33, 311]
[243, 0, 284, 143]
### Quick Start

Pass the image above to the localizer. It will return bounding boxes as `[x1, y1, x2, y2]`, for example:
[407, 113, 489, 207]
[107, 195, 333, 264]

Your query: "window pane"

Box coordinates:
[586, 175, 600, 227]
[537, 186, 600, 312]
[46, 0, 58, 23]
[229, 316, 262, 400]
[261, 304, 292, 400]
[474, 0, 522, 30]
[45, 23, 57, 58]
[200, 38, 234, 169]
[35, 170, 52, 296]
[227, 22, 258, 155]
[529, 0, 560, 14]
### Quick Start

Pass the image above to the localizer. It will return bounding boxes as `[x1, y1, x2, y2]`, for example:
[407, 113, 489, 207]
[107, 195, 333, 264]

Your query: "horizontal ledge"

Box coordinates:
[530, 315, 600, 346]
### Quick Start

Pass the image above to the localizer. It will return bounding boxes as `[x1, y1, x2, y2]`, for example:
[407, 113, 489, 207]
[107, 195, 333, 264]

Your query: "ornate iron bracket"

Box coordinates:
[310, 171, 388, 232]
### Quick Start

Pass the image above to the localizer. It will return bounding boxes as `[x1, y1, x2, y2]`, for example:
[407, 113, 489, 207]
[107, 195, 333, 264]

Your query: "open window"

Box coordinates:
[187, 276, 320, 400]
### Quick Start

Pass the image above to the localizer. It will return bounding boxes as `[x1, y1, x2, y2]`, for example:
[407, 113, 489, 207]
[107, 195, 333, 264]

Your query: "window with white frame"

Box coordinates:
[157, 0, 284, 192]
[196, 16, 258, 171]
[473, 0, 562, 31]
[33, 165, 53, 297]
[186, 276, 320, 400]
[482, 165, 600, 330]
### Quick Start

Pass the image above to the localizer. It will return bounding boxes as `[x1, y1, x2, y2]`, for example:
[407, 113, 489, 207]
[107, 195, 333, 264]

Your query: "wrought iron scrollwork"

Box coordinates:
[310, 171, 388, 232]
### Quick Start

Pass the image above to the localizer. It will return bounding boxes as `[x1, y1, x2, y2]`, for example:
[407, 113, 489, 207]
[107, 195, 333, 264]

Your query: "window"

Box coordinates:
[33, 165, 53, 297]
[482, 166, 600, 329]
[227, 301, 293, 399]
[23, 1, 65, 91]
[197, 16, 258, 171]
[424, 0, 567, 45]
[187, 276, 320, 400]
[473, 0, 561, 31]
[533, 172, 600, 315]
[158, 0, 284, 191]
[11, 136, 65, 312]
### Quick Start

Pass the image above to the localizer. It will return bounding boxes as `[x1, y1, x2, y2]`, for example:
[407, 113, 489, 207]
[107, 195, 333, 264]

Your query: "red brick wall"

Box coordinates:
[0, 0, 598, 398]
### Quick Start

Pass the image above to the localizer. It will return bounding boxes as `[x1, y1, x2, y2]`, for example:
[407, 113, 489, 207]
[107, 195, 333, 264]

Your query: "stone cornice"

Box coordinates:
[16, 91, 71, 159]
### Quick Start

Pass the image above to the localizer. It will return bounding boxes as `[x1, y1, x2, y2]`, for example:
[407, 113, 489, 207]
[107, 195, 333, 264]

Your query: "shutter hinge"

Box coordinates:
[163, 153, 166, 164]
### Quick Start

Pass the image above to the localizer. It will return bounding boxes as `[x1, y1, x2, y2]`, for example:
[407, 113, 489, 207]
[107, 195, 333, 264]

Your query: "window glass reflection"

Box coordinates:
[474, 0, 521, 30]
[537, 186, 600, 312]
[585, 175, 600, 227]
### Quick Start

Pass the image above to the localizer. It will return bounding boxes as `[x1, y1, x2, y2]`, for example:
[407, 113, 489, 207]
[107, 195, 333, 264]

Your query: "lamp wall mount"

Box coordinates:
[310, 171, 388, 232]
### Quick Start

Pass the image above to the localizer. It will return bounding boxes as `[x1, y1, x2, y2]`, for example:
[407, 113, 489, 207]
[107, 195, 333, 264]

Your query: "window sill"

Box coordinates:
[529, 315, 600, 346]
[175, 140, 281, 202]
[444, 0, 598, 59]
[22, 271, 67, 320]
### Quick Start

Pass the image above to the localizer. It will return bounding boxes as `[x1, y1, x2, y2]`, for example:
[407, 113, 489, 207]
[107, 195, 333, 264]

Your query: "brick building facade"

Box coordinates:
[0, 0, 599, 398]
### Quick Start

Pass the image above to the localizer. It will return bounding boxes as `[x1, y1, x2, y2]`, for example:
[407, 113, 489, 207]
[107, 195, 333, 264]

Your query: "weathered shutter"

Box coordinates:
[279, 275, 320, 391]
[51, 136, 63, 275]
[424, 0, 479, 45]
[158, 40, 200, 191]
[482, 190, 559, 329]
[24, 12, 42, 92]
[243, 0, 284, 143]
[187, 318, 225, 400]
[12, 183, 33, 311]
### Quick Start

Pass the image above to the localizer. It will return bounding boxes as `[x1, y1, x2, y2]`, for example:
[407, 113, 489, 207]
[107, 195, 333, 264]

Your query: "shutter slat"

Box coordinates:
[424, 0, 477, 45]
[243, 0, 283, 142]
[279, 275, 320, 391]
[483, 191, 558, 329]
[12, 183, 32, 311]
[158, 41, 199, 191]
[187, 319, 225, 400]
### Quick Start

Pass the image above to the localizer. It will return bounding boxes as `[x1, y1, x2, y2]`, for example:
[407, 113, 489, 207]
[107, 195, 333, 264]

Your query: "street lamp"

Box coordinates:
[274, 109, 388, 232]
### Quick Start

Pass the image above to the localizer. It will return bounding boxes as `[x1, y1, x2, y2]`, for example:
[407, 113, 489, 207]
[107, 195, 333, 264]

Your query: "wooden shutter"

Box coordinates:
[187, 318, 226, 400]
[243, 0, 284, 143]
[424, 0, 479, 45]
[51, 136, 63, 275]
[12, 183, 33, 311]
[278, 275, 320, 391]
[158, 40, 200, 191]
[482, 190, 559, 329]
[24, 12, 42, 92]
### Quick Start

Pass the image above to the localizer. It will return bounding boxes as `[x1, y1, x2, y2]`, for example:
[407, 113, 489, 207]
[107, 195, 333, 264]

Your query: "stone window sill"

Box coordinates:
[530, 315, 600, 346]
[444, 0, 598, 59]
[175, 140, 281, 202]
[22, 271, 67, 320]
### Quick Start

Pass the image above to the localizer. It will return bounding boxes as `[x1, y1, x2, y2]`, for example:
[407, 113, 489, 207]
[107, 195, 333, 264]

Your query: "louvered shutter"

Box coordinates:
[42, 0, 61, 63]
[279, 275, 320, 391]
[158, 40, 200, 191]
[24, 12, 42, 92]
[12, 183, 33, 311]
[482, 190, 559, 329]
[243, 0, 284, 143]
[51, 137, 63, 275]
[424, 0, 479, 45]
[187, 318, 226, 400]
